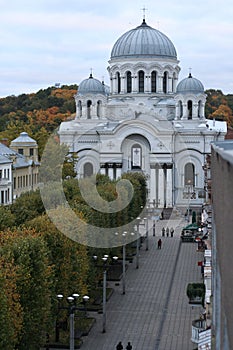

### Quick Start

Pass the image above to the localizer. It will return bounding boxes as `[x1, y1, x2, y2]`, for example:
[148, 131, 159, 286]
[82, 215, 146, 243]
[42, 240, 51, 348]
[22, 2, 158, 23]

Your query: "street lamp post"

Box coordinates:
[115, 231, 127, 294]
[136, 217, 141, 269]
[93, 254, 118, 333]
[122, 232, 127, 295]
[102, 255, 108, 333]
[56, 293, 89, 350]
[144, 216, 149, 251]
[186, 180, 192, 222]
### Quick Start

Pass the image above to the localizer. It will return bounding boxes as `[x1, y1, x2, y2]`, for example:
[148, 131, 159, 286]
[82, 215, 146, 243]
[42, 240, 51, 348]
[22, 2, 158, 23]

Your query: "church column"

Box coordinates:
[100, 164, 107, 176]
[173, 78, 178, 93]
[108, 164, 114, 180]
[182, 103, 188, 119]
[157, 75, 163, 93]
[201, 102, 205, 119]
[193, 103, 198, 119]
[121, 76, 126, 94]
[158, 167, 164, 207]
[110, 77, 114, 94]
[175, 102, 179, 120]
[166, 165, 173, 207]
[116, 164, 122, 179]
[134, 75, 139, 93]
[145, 75, 150, 93]
[112, 77, 117, 94]
[163, 164, 167, 208]
[150, 165, 156, 202]
[168, 77, 173, 93]
[132, 76, 137, 93]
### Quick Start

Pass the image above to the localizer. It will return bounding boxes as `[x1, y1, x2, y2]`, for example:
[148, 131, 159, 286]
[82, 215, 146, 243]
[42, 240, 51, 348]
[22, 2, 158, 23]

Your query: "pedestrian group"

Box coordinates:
[161, 226, 174, 237]
[116, 341, 132, 349]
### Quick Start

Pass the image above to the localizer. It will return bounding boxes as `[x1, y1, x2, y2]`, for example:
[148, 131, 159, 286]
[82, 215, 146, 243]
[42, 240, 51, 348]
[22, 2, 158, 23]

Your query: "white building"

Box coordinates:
[0, 132, 40, 204]
[59, 17, 227, 209]
[0, 154, 13, 205]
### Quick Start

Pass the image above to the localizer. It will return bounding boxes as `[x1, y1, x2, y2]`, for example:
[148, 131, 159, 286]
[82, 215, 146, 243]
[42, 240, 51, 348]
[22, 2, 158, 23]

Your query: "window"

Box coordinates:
[163, 72, 168, 93]
[18, 148, 24, 155]
[116, 72, 121, 93]
[188, 100, 193, 119]
[131, 144, 142, 169]
[87, 100, 92, 119]
[151, 71, 157, 92]
[78, 100, 82, 117]
[84, 162, 93, 177]
[184, 163, 195, 186]
[97, 100, 102, 118]
[178, 100, 183, 118]
[126, 71, 132, 93]
[138, 70, 144, 93]
[198, 100, 202, 118]
[30, 148, 34, 156]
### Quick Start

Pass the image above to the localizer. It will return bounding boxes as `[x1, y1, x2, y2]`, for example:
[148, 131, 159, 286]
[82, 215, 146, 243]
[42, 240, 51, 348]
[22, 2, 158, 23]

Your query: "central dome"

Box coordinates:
[111, 20, 177, 59]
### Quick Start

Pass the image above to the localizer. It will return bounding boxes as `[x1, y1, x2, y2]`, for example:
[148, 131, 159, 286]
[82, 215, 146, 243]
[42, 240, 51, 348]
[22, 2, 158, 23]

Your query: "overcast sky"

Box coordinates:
[0, 0, 233, 97]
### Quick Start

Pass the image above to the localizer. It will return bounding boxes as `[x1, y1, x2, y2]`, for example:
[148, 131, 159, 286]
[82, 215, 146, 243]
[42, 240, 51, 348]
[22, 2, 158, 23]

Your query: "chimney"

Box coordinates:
[0, 138, 9, 146]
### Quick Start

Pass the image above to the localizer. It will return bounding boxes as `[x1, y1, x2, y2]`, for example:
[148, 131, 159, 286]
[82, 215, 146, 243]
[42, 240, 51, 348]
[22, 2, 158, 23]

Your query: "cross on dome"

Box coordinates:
[141, 6, 148, 22]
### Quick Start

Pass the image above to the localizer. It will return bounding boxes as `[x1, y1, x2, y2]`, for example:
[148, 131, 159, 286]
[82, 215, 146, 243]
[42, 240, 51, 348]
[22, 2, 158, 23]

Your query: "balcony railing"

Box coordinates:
[191, 318, 206, 343]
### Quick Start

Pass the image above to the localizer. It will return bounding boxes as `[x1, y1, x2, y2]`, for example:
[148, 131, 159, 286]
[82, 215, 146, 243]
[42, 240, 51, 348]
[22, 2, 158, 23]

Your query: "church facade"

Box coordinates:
[59, 18, 227, 209]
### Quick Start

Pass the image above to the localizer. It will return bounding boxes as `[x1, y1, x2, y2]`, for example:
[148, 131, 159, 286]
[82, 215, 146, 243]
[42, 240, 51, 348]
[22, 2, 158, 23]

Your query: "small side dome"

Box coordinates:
[176, 73, 204, 94]
[78, 74, 106, 95]
[11, 132, 37, 146]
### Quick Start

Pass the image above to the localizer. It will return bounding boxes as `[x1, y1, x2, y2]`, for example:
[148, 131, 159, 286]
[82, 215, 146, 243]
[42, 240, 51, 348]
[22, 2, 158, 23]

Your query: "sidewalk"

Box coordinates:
[79, 217, 203, 350]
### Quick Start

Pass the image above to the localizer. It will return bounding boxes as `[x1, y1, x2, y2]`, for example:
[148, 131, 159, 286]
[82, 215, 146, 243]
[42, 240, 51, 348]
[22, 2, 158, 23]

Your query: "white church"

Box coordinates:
[59, 16, 227, 210]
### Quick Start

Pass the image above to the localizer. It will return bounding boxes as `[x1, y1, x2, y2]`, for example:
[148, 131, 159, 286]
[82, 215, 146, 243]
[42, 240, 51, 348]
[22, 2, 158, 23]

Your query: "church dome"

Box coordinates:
[176, 73, 204, 94]
[78, 74, 106, 95]
[111, 19, 177, 59]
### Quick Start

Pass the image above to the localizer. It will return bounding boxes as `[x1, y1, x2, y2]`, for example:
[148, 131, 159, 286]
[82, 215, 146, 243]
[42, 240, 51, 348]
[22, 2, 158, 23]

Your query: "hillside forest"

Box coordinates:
[0, 86, 233, 156]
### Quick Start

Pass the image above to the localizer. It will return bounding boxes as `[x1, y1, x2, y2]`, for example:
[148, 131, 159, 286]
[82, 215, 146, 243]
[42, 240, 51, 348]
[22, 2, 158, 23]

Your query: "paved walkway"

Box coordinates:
[80, 217, 203, 350]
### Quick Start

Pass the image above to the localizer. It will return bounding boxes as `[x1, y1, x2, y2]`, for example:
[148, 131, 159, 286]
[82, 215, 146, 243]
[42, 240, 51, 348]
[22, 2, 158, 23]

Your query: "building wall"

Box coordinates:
[0, 160, 12, 205]
[211, 141, 233, 349]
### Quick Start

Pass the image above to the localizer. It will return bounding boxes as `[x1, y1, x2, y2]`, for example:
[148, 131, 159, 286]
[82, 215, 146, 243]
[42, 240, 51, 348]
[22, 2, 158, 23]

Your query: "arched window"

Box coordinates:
[178, 100, 183, 118]
[188, 100, 193, 119]
[84, 162, 93, 177]
[78, 100, 82, 117]
[198, 100, 202, 118]
[87, 100, 92, 119]
[126, 71, 132, 93]
[151, 71, 157, 92]
[172, 73, 176, 92]
[138, 70, 144, 93]
[184, 163, 195, 186]
[131, 144, 142, 169]
[116, 72, 121, 93]
[163, 72, 168, 93]
[97, 100, 102, 118]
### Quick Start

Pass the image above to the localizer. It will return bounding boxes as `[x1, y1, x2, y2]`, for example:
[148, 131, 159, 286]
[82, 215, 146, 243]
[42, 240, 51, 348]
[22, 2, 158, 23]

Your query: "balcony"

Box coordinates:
[191, 318, 206, 343]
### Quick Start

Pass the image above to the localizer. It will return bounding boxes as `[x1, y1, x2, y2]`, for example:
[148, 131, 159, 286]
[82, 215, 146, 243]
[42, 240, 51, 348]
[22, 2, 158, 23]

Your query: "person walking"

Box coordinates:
[170, 227, 174, 237]
[162, 227, 165, 237]
[116, 341, 123, 350]
[166, 227, 169, 237]
[126, 342, 133, 350]
[157, 238, 162, 249]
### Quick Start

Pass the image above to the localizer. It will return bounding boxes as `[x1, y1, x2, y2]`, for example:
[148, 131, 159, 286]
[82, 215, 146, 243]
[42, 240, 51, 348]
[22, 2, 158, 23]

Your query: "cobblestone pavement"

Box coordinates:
[80, 217, 203, 350]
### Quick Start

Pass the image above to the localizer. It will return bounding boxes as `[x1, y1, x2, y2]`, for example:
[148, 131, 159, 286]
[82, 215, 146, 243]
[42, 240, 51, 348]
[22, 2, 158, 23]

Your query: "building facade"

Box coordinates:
[211, 140, 233, 350]
[59, 17, 227, 209]
[0, 132, 40, 204]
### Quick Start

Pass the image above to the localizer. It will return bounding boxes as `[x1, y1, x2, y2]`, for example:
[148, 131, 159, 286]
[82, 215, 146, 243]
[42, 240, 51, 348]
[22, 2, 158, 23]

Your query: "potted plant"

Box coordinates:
[186, 283, 205, 305]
